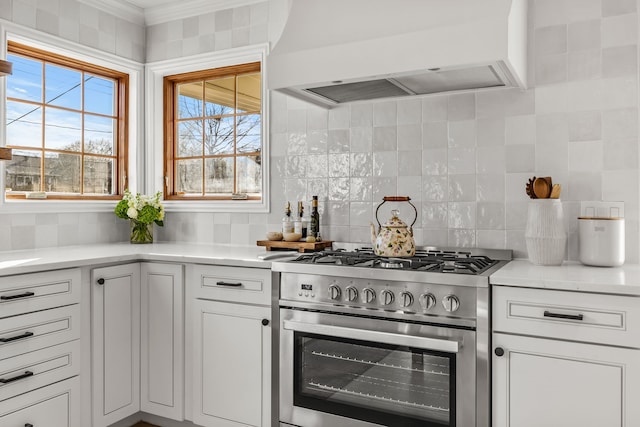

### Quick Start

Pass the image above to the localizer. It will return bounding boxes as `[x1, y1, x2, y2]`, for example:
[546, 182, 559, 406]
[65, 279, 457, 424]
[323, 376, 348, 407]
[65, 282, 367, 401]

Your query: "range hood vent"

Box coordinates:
[268, 0, 527, 108]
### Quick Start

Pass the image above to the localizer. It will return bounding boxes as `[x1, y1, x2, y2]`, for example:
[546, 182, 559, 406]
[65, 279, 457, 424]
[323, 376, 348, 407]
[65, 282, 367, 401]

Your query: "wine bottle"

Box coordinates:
[309, 196, 320, 239]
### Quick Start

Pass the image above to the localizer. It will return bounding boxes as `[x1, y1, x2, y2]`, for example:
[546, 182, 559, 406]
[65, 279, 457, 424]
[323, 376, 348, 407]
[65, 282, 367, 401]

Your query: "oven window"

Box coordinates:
[294, 332, 456, 427]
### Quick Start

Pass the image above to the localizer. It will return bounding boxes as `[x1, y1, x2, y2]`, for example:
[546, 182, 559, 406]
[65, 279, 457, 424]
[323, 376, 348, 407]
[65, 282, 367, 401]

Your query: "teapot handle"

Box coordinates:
[375, 196, 418, 235]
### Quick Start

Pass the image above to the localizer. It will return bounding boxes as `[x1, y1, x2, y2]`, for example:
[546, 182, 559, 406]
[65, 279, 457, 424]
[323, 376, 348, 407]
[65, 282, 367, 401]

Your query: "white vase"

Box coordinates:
[525, 199, 567, 265]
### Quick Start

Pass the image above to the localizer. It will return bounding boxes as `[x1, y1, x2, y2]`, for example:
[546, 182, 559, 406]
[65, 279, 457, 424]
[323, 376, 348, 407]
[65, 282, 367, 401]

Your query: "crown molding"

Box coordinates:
[144, 0, 264, 26]
[77, 0, 145, 25]
[77, 0, 264, 27]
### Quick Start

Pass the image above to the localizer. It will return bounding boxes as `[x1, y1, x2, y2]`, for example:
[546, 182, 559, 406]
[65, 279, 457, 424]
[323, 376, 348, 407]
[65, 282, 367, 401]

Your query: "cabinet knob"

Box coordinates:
[494, 347, 505, 357]
[97, 278, 105, 285]
[261, 319, 269, 326]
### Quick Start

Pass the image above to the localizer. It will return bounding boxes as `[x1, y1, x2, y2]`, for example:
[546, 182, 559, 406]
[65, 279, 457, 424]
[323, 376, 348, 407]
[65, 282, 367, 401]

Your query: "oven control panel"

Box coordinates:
[280, 273, 479, 320]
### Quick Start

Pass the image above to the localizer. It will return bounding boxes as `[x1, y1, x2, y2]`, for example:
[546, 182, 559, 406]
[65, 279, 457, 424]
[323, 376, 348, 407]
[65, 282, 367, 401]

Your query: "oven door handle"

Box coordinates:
[282, 320, 459, 353]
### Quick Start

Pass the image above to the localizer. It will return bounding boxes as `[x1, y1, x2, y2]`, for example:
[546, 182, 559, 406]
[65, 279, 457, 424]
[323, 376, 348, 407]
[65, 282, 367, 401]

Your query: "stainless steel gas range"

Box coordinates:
[272, 245, 512, 427]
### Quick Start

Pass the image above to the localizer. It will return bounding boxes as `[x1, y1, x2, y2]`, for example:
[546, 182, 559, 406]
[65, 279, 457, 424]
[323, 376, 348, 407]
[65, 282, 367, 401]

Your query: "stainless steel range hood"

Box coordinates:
[267, 0, 527, 108]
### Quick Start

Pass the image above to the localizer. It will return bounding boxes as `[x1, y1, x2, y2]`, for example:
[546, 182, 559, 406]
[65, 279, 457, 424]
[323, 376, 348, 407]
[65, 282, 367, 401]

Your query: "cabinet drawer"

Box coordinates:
[0, 376, 80, 425]
[0, 268, 81, 318]
[493, 286, 640, 348]
[190, 264, 272, 305]
[0, 339, 80, 402]
[0, 304, 81, 360]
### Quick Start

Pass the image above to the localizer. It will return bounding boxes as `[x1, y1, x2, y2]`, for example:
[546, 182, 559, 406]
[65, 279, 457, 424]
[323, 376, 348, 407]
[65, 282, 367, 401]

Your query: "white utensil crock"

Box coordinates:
[525, 199, 567, 265]
[578, 217, 625, 267]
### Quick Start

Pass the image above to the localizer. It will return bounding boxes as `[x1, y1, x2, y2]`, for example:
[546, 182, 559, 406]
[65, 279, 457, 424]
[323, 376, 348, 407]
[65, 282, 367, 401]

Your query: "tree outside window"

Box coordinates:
[164, 62, 262, 201]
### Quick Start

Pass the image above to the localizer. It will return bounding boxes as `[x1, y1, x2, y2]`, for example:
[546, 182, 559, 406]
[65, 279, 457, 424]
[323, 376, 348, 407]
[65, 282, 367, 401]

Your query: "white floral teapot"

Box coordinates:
[370, 196, 417, 257]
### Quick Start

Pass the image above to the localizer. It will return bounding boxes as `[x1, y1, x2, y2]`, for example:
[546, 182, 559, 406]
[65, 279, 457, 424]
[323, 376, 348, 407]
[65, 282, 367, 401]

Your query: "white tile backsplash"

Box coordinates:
[2, 0, 640, 264]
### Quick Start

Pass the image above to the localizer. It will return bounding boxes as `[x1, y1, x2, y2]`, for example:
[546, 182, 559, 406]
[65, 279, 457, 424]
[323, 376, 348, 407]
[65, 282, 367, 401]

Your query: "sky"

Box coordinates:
[5, 53, 116, 155]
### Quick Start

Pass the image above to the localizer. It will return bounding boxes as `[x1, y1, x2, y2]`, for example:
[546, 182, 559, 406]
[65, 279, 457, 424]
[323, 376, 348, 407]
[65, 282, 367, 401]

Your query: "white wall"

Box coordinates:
[1, 0, 638, 263]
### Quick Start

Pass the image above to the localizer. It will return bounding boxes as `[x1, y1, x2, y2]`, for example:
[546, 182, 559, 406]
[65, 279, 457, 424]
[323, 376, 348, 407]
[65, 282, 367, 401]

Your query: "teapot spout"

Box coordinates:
[370, 222, 378, 246]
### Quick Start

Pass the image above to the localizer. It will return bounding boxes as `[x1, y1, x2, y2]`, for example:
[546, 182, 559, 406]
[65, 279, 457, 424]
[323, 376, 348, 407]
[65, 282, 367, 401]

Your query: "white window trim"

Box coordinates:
[145, 44, 270, 213]
[0, 22, 144, 214]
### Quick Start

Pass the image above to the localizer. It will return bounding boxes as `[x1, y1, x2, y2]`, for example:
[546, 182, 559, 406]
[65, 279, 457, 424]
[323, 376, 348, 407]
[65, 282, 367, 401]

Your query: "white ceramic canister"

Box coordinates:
[578, 217, 625, 267]
[525, 199, 567, 265]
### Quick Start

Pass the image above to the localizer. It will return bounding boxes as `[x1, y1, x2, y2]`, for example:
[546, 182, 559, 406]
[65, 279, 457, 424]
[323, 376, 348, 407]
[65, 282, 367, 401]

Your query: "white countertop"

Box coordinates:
[491, 259, 640, 296]
[0, 242, 300, 276]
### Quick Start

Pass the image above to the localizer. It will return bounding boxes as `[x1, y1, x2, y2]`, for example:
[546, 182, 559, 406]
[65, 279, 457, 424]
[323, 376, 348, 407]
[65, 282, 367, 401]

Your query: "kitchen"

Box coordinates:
[0, 0, 639, 426]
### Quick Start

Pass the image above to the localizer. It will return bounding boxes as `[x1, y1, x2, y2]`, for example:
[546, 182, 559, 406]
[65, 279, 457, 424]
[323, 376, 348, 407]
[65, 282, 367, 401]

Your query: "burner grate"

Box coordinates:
[290, 248, 499, 275]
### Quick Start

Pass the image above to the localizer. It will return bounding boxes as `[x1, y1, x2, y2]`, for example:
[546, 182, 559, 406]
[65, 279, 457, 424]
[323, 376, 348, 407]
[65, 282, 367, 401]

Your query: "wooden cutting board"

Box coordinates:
[256, 240, 333, 252]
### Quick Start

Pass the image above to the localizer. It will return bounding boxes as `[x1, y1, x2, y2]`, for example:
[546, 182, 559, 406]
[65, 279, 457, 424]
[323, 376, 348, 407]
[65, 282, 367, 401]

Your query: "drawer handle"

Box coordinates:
[543, 310, 584, 321]
[25, 424, 34, 427]
[216, 281, 242, 287]
[0, 291, 35, 301]
[0, 370, 34, 384]
[0, 331, 34, 343]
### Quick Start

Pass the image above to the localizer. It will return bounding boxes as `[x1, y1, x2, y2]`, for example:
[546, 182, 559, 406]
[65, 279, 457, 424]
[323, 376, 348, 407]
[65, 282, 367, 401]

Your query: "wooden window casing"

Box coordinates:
[163, 62, 262, 201]
[5, 42, 128, 200]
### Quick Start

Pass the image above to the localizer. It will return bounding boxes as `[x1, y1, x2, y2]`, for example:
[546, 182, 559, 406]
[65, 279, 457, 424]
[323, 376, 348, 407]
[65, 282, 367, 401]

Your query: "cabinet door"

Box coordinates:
[91, 263, 141, 427]
[493, 333, 640, 427]
[192, 299, 271, 427]
[141, 262, 184, 421]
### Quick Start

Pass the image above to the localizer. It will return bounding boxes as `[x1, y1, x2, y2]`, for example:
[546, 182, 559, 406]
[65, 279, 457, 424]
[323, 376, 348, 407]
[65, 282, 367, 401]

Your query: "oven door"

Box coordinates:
[279, 308, 476, 427]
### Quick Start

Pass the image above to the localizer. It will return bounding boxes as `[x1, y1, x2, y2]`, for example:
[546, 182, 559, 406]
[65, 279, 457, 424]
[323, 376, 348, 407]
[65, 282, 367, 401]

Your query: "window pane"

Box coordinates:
[237, 155, 261, 193]
[6, 101, 42, 148]
[45, 64, 81, 110]
[236, 114, 261, 154]
[84, 157, 114, 195]
[5, 150, 41, 192]
[176, 159, 203, 194]
[205, 76, 234, 117]
[178, 120, 203, 157]
[85, 115, 114, 155]
[45, 107, 82, 151]
[84, 74, 115, 116]
[7, 54, 42, 102]
[178, 82, 203, 118]
[204, 116, 234, 155]
[237, 73, 261, 113]
[205, 157, 234, 194]
[45, 152, 81, 193]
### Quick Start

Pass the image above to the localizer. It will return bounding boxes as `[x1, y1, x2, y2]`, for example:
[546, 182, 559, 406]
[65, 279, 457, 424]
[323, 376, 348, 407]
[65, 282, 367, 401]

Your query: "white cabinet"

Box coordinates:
[0, 268, 82, 424]
[141, 262, 184, 421]
[188, 264, 273, 427]
[91, 263, 141, 427]
[492, 286, 640, 427]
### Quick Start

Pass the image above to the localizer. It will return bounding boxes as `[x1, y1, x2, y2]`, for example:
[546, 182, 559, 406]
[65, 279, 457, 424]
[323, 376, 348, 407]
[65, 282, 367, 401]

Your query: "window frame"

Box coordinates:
[5, 41, 128, 201]
[0, 23, 143, 214]
[146, 44, 269, 213]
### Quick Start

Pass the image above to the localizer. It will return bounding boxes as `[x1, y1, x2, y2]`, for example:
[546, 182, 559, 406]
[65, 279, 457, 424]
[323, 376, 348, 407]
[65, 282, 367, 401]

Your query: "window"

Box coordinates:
[4, 42, 128, 200]
[163, 62, 262, 201]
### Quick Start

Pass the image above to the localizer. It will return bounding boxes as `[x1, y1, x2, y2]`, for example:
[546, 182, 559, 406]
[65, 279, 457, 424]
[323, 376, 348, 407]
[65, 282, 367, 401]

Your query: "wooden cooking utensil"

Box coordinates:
[533, 177, 551, 198]
[526, 176, 537, 199]
[550, 184, 561, 199]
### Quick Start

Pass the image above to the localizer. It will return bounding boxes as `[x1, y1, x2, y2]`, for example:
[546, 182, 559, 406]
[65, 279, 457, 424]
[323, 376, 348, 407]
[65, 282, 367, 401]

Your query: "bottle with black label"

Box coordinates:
[309, 196, 320, 239]
[294, 201, 307, 237]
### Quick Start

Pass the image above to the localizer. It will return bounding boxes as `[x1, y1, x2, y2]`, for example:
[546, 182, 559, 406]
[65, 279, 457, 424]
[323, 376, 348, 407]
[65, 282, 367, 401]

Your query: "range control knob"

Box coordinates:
[345, 286, 359, 302]
[328, 284, 342, 301]
[419, 293, 437, 310]
[380, 289, 395, 306]
[442, 294, 461, 312]
[362, 287, 376, 304]
[399, 291, 414, 308]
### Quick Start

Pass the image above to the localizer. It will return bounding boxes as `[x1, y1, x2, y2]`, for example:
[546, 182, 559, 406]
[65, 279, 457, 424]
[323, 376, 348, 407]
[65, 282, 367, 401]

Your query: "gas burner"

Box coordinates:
[289, 247, 502, 275]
